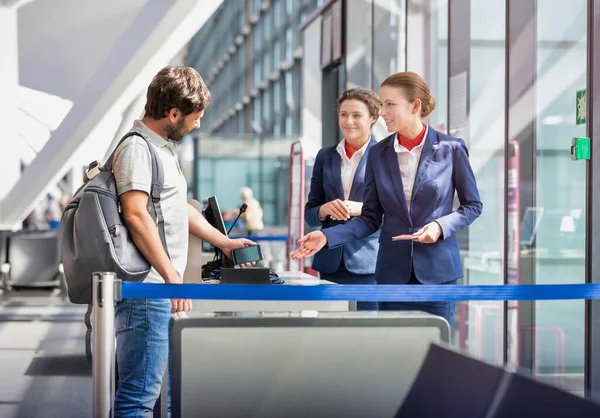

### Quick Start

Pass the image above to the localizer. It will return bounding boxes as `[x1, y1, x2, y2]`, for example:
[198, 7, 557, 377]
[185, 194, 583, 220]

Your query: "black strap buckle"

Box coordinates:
[151, 187, 161, 203]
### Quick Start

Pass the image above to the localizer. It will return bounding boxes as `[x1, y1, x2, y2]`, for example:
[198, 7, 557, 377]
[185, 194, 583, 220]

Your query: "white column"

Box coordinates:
[0, 5, 22, 227]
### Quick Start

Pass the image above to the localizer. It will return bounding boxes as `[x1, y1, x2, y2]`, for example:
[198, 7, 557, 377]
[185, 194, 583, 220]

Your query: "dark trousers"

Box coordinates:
[320, 259, 378, 311]
[379, 272, 457, 326]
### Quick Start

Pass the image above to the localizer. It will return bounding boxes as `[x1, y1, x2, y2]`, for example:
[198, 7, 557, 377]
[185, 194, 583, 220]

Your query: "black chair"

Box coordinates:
[1, 230, 65, 294]
[395, 344, 506, 418]
[487, 371, 600, 418]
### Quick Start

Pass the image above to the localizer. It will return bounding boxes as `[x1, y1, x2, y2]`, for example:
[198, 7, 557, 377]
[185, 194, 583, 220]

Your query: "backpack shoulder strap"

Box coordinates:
[104, 131, 169, 258]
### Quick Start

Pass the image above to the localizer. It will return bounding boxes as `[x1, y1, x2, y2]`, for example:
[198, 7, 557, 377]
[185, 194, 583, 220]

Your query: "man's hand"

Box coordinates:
[220, 238, 257, 266]
[345, 200, 363, 217]
[164, 274, 193, 313]
[318, 199, 350, 221]
[170, 298, 192, 314]
[412, 222, 443, 244]
[290, 231, 328, 259]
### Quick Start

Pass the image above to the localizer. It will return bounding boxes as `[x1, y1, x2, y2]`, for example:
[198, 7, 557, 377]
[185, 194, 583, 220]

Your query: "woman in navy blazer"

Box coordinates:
[293, 72, 482, 325]
[305, 88, 382, 310]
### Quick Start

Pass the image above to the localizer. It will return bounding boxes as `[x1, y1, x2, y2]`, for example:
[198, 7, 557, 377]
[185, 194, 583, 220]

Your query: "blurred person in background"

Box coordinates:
[240, 187, 264, 235]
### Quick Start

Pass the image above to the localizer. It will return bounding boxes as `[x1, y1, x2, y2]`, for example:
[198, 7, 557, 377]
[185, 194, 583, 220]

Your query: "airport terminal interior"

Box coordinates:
[1, 0, 600, 416]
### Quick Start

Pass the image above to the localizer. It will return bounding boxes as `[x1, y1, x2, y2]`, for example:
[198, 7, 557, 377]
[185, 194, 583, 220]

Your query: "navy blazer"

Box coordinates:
[323, 127, 482, 284]
[305, 138, 381, 274]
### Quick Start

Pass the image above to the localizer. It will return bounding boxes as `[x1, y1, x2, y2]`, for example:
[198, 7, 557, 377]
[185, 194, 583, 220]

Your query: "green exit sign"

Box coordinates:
[571, 137, 590, 160]
[576, 88, 587, 126]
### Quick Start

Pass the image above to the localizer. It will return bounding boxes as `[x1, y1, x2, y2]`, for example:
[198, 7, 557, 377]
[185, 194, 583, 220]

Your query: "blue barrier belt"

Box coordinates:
[229, 236, 288, 242]
[121, 283, 600, 301]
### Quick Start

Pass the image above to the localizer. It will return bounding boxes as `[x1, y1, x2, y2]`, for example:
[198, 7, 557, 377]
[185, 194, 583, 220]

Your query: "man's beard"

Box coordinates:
[165, 118, 187, 143]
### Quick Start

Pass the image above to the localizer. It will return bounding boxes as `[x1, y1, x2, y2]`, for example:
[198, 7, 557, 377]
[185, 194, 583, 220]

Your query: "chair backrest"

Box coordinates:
[183, 199, 204, 283]
[487, 372, 600, 418]
[396, 344, 506, 418]
[171, 312, 450, 418]
[8, 230, 61, 286]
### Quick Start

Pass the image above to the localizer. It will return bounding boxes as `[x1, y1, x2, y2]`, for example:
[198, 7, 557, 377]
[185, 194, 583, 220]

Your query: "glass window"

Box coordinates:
[274, 0, 281, 29]
[273, 40, 281, 68]
[285, 71, 294, 110]
[264, 12, 270, 41]
[407, 0, 447, 131]
[273, 80, 281, 112]
[374, 0, 404, 87]
[254, 24, 262, 52]
[285, 0, 293, 17]
[346, 0, 373, 89]
[253, 0, 261, 14]
[263, 52, 270, 79]
[253, 61, 261, 88]
[285, 28, 293, 61]
[285, 115, 293, 136]
[253, 97, 261, 124]
[527, 0, 587, 391]
[263, 89, 270, 122]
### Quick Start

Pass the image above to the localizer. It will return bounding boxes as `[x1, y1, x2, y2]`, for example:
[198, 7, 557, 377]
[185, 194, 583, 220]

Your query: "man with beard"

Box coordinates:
[112, 66, 255, 416]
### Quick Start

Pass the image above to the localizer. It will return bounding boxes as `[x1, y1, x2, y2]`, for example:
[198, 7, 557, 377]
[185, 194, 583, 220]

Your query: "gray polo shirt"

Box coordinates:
[112, 120, 188, 284]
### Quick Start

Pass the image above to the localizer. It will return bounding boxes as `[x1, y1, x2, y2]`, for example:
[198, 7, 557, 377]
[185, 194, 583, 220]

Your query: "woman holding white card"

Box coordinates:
[304, 88, 381, 310]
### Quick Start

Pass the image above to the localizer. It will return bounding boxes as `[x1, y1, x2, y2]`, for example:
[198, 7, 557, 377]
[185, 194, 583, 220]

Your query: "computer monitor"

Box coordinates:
[520, 207, 544, 247]
[202, 196, 228, 237]
[395, 344, 506, 418]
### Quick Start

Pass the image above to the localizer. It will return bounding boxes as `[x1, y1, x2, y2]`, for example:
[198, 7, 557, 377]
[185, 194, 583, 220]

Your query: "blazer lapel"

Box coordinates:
[330, 149, 345, 200]
[348, 137, 376, 200]
[384, 136, 410, 219]
[410, 126, 438, 202]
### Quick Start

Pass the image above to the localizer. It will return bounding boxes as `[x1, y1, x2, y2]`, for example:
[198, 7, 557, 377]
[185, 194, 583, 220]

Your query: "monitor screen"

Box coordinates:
[202, 196, 228, 237]
[520, 207, 544, 246]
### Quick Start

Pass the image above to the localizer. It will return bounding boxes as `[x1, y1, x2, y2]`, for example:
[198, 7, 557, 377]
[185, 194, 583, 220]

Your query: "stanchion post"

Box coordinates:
[92, 272, 120, 418]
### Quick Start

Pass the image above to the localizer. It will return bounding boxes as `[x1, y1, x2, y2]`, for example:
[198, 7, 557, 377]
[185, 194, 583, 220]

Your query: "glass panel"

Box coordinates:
[345, 0, 373, 89]
[273, 40, 281, 69]
[263, 52, 270, 79]
[458, 0, 506, 366]
[253, 97, 261, 125]
[274, 0, 281, 29]
[253, 61, 261, 88]
[531, 0, 587, 393]
[373, 0, 406, 88]
[263, 89, 270, 122]
[264, 11, 270, 41]
[273, 80, 281, 113]
[285, 71, 294, 110]
[285, 28, 293, 60]
[406, 0, 447, 131]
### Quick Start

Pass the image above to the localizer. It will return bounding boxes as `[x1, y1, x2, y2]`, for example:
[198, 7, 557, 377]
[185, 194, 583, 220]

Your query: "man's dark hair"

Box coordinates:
[144, 66, 212, 119]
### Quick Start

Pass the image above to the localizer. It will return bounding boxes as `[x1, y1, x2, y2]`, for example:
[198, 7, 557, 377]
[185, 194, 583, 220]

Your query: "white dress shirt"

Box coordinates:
[393, 124, 428, 210]
[336, 139, 370, 200]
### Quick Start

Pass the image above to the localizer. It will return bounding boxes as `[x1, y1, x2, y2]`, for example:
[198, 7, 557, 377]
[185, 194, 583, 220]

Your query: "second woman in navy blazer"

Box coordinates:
[305, 88, 382, 310]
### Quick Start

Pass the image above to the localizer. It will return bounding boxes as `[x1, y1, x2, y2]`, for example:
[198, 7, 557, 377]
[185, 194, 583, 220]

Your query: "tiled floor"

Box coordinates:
[0, 290, 90, 418]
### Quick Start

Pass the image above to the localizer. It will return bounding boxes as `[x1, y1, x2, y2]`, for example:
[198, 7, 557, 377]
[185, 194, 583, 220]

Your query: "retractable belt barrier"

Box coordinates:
[121, 282, 600, 302]
[92, 274, 600, 418]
